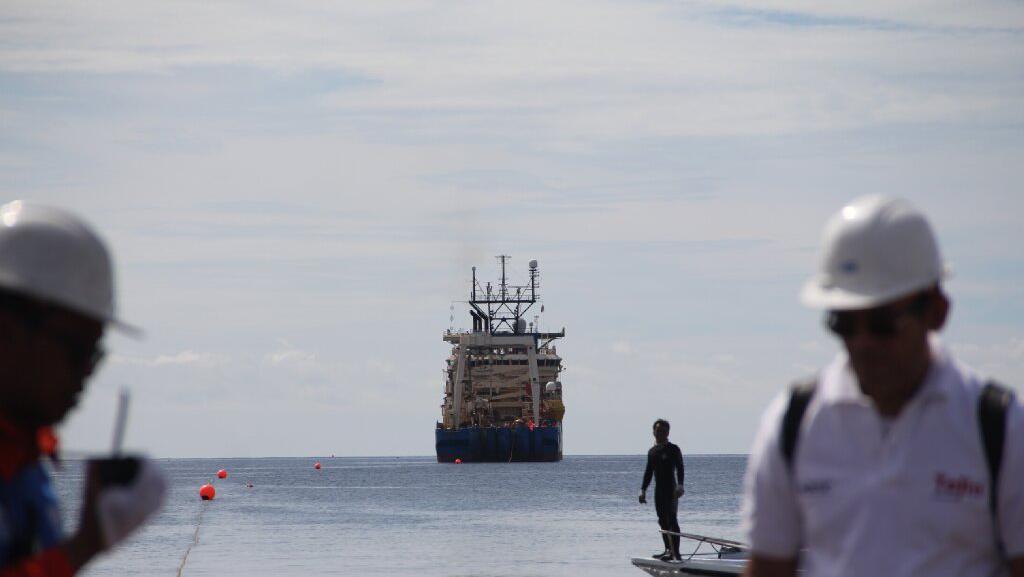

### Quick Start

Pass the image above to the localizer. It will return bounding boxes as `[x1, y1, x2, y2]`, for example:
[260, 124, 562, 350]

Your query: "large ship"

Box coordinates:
[436, 256, 565, 463]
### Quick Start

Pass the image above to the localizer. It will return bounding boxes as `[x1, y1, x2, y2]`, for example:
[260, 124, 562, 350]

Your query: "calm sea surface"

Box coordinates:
[52, 455, 747, 577]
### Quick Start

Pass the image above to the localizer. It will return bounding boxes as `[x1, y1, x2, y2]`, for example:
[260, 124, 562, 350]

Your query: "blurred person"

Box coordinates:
[0, 201, 166, 576]
[741, 196, 1024, 577]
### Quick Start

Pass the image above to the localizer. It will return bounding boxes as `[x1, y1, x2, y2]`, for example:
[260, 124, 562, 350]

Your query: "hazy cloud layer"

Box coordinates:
[2, 1, 1021, 456]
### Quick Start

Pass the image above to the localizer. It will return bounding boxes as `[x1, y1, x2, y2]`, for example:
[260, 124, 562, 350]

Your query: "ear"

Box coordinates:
[928, 289, 950, 331]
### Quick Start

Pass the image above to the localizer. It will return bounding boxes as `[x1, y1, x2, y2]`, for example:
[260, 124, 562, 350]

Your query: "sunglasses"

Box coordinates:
[15, 304, 107, 371]
[48, 330, 106, 372]
[825, 294, 931, 339]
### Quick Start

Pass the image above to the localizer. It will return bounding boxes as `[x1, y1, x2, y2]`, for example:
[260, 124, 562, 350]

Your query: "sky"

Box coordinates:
[1, 1, 1022, 458]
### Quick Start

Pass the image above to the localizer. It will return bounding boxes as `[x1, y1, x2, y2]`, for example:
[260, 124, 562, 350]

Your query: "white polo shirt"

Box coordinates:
[742, 339, 1024, 577]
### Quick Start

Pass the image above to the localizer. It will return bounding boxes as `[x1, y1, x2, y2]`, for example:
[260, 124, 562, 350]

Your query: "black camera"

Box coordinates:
[92, 456, 141, 487]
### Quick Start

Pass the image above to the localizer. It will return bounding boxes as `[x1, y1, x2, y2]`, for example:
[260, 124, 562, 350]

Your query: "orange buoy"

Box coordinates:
[199, 483, 216, 500]
[314, 461, 321, 470]
[454, 458, 462, 464]
[217, 469, 227, 479]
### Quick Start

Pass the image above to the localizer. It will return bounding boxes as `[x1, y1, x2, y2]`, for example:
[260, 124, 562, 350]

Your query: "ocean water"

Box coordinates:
[52, 455, 747, 577]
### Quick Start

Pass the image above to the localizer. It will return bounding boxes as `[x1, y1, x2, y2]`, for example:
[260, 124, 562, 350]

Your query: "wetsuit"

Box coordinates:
[642, 441, 684, 557]
[0, 418, 75, 576]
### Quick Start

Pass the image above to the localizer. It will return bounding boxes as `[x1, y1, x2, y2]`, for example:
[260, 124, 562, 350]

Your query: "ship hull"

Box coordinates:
[436, 424, 562, 462]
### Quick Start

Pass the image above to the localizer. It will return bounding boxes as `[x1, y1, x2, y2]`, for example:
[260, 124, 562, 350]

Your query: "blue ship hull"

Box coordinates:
[436, 424, 562, 462]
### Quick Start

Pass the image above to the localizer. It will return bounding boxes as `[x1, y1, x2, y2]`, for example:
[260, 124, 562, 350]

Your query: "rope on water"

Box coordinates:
[508, 429, 515, 463]
[176, 495, 209, 577]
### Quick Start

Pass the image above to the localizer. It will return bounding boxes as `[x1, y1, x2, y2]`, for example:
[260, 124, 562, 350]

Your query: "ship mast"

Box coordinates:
[469, 255, 540, 335]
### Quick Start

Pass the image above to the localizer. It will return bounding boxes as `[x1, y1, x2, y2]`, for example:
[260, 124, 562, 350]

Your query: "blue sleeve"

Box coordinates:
[0, 463, 64, 567]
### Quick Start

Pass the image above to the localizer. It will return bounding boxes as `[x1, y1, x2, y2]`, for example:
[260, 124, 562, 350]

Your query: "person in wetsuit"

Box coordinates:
[640, 418, 685, 561]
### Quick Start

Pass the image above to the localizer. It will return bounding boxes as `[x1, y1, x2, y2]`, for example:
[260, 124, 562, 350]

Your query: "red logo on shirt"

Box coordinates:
[933, 472, 984, 500]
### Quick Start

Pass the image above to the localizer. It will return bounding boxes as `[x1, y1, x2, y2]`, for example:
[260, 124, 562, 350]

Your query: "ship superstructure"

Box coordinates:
[436, 256, 565, 462]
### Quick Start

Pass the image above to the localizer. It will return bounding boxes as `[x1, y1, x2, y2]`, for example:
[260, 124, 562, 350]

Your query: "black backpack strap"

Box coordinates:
[781, 378, 818, 471]
[978, 381, 1014, 525]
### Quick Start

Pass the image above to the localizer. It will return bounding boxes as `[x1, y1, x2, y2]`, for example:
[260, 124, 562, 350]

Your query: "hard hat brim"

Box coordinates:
[53, 304, 143, 339]
[108, 317, 144, 339]
[0, 275, 143, 338]
[800, 280, 903, 310]
[800, 265, 951, 311]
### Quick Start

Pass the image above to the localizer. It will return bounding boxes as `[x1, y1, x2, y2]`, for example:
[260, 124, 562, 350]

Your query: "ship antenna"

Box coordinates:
[530, 259, 538, 301]
[497, 254, 509, 301]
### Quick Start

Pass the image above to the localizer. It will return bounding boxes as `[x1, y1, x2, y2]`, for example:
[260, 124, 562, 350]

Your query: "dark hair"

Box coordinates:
[653, 419, 670, 431]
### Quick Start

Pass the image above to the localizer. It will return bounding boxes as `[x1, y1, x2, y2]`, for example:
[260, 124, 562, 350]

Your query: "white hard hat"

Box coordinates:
[0, 200, 138, 334]
[800, 195, 947, 310]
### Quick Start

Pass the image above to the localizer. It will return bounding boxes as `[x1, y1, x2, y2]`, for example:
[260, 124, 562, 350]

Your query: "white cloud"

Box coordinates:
[110, 350, 228, 367]
[266, 348, 317, 367]
[2, 1, 1021, 140]
[365, 358, 397, 376]
[6, 0, 1023, 458]
[153, 350, 222, 366]
[611, 340, 633, 355]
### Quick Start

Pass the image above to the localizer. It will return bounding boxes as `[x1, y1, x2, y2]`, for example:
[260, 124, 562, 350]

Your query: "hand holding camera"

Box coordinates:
[90, 456, 167, 548]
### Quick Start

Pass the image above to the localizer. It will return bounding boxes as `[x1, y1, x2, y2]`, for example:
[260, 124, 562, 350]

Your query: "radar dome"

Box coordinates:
[529, 260, 538, 270]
